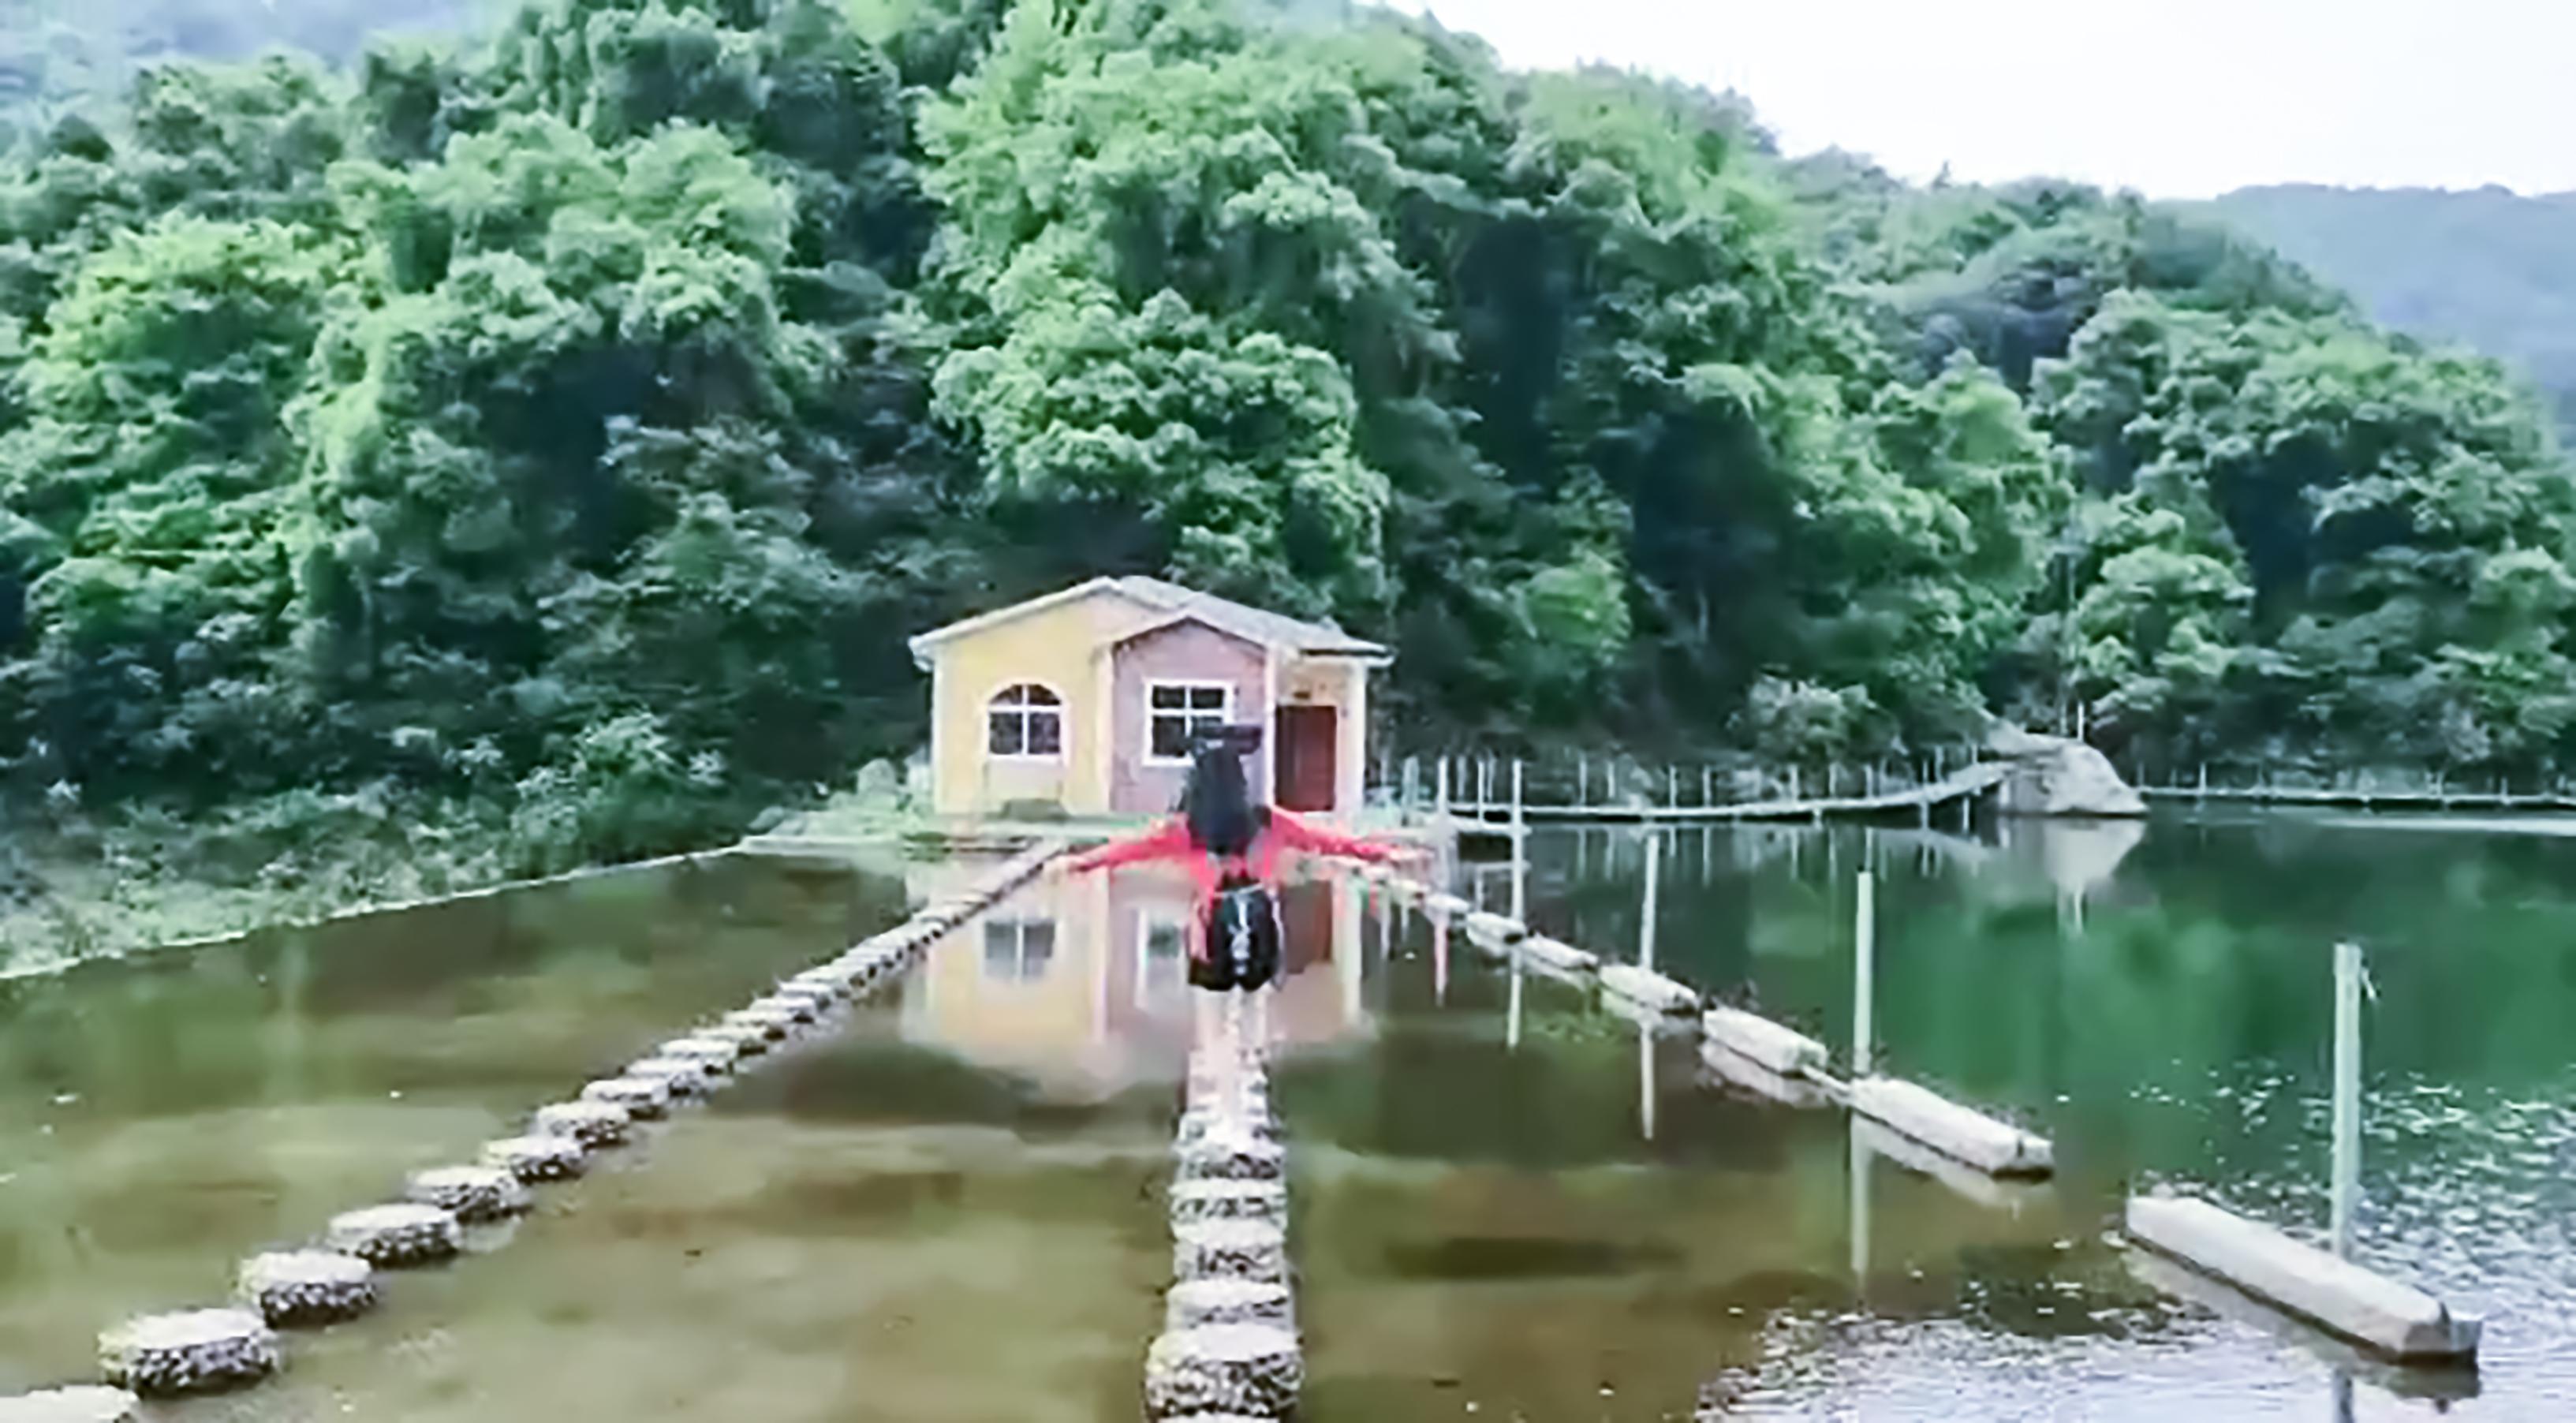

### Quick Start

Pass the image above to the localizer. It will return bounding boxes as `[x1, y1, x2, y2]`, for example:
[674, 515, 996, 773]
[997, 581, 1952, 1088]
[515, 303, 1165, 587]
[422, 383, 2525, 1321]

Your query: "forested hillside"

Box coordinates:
[4, 0, 2573, 896]
[2209, 183, 2576, 438]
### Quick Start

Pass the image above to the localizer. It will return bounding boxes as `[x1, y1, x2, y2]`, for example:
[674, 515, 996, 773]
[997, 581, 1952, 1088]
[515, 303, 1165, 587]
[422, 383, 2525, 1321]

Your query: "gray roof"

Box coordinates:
[907, 576, 1389, 663]
[1108, 577, 1386, 657]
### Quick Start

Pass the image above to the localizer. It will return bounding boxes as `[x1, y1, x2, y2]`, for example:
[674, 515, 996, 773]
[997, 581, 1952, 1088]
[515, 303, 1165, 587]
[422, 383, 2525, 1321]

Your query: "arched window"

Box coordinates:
[987, 683, 1064, 759]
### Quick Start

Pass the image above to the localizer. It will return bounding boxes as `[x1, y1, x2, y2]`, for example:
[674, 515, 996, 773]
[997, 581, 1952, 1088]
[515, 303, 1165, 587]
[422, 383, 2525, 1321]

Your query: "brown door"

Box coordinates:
[1274, 705, 1338, 812]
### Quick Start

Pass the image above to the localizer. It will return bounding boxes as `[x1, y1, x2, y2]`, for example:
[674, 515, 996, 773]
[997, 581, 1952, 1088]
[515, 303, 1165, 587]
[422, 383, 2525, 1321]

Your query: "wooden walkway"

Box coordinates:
[1448, 762, 2009, 825]
[2141, 786, 2576, 812]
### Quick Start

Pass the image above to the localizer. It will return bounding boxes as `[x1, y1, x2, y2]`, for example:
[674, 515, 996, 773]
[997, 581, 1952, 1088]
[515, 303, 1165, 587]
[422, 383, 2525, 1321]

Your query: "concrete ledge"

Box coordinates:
[1424, 892, 1473, 917]
[697, 1022, 774, 1057]
[2125, 1194, 2481, 1362]
[1850, 1077, 2052, 1178]
[1698, 1042, 1833, 1108]
[656, 1037, 743, 1074]
[1701, 1007, 1827, 1078]
[0, 1386, 140, 1422]
[1516, 936, 1598, 973]
[1171, 1180, 1289, 1228]
[1854, 1118, 2049, 1213]
[1600, 963, 1698, 1015]
[1463, 912, 1527, 945]
[746, 993, 819, 1025]
[1176, 1138, 1287, 1185]
[2122, 1250, 2482, 1403]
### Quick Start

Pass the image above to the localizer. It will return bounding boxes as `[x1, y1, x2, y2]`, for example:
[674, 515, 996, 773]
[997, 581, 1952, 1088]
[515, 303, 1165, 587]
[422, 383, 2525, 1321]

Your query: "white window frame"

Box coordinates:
[1144, 678, 1234, 765]
[1135, 911, 1189, 1007]
[982, 916, 1058, 982]
[984, 682, 1066, 763]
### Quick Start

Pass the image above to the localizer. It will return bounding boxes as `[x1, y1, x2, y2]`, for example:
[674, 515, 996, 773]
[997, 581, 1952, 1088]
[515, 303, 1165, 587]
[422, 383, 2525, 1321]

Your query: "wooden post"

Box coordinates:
[1578, 751, 1589, 807]
[1506, 958, 1525, 1052]
[1853, 870, 1876, 1078]
[2332, 941, 2363, 1261]
[1510, 760, 1527, 923]
[1640, 831, 1663, 973]
[1668, 767, 1679, 813]
[1788, 765, 1801, 803]
[1702, 764, 1714, 808]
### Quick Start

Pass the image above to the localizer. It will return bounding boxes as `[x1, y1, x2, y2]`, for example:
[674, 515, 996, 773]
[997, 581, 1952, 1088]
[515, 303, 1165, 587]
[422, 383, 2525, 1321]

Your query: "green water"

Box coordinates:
[2, 816, 2570, 1419]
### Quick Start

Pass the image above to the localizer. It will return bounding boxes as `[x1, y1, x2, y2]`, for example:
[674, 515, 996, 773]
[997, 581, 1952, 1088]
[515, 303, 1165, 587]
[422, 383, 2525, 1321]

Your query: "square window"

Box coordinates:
[1028, 712, 1062, 756]
[1189, 686, 1226, 712]
[1151, 715, 1193, 760]
[988, 712, 1025, 756]
[1152, 685, 1187, 709]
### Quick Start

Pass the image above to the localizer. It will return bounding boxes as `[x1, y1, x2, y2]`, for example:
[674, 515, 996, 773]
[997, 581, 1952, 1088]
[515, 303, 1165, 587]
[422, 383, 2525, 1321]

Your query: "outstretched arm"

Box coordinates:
[1264, 809, 1408, 863]
[1065, 819, 1198, 873]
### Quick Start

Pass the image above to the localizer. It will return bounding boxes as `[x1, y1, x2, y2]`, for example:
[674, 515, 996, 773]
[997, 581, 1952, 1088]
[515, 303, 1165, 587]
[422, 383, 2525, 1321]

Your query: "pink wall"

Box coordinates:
[1111, 620, 1268, 814]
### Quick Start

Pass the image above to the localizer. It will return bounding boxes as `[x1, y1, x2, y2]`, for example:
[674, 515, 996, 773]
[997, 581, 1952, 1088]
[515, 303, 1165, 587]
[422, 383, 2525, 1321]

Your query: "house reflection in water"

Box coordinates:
[899, 857, 1372, 1102]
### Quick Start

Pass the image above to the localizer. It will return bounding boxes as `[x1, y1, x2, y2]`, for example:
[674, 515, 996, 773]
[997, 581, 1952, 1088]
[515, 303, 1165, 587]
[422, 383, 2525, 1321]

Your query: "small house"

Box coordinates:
[908, 577, 1389, 819]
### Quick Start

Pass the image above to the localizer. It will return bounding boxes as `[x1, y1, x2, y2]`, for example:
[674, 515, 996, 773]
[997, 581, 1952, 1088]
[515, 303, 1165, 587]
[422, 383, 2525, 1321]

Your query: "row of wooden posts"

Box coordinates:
[1383, 750, 1988, 816]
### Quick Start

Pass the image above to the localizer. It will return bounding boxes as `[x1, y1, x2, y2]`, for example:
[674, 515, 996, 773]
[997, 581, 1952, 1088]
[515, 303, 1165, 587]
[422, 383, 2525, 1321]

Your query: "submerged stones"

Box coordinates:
[98, 1310, 278, 1397]
[721, 1007, 798, 1040]
[1175, 1137, 1286, 1184]
[481, 1134, 587, 1182]
[235, 1251, 376, 1327]
[1143, 1325, 1304, 1420]
[326, 1205, 461, 1267]
[582, 1075, 674, 1119]
[0, 1387, 140, 1423]
[1165, 1279, 1293, 1332]
[657, 1036, 744, 1074]
[1172, 1221, 1290, 1286]
[404, 1165, 534, 1223]
[534, 1100, 633, 1149]
[624, 1056, 715, 1096]
[1170, 1180, 1288, 1230]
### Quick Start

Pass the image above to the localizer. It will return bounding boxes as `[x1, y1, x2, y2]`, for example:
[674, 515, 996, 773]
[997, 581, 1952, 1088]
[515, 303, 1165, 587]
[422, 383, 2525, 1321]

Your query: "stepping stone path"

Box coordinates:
[327, 1205, 461, 1267]
[482, 1134, 587, 1182]
[1144, 1325, 1304, 1420]
[236, 1251, 376, 1326]
[405, 1166, 533, 1223]
[8, 842, 1072, 1418]
[98, 1310, 278, 1397]
[533, 1101, 631, 1149]
[582, 1075, 674, 1119]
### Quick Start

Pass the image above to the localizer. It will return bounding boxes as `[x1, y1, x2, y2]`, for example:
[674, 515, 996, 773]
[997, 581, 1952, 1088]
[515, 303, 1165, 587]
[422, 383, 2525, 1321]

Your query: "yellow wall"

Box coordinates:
[929, 590, 1155, 816]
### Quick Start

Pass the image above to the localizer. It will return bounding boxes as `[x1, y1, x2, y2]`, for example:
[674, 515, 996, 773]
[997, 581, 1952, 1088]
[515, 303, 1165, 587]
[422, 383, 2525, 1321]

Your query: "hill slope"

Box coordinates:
[2209, 183, 2576, 433]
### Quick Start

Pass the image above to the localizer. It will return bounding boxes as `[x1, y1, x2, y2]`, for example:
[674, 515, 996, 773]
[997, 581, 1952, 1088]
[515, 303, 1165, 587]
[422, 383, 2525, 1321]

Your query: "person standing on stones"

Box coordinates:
[1059, 726, 1410, 992]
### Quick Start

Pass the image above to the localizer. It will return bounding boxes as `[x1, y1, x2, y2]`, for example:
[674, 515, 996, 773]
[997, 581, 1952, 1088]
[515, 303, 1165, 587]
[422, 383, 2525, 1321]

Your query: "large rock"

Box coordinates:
[1143, 1326, 1302, 1420]
[236, 1251, 377, 1326]
[0, 1387, 140, 1422]
[1988, 726, 2145, 817]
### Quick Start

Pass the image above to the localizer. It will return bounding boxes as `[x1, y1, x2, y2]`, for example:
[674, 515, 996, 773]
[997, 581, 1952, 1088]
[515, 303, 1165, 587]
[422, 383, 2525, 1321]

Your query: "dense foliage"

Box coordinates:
[6, 0, 2575, 887]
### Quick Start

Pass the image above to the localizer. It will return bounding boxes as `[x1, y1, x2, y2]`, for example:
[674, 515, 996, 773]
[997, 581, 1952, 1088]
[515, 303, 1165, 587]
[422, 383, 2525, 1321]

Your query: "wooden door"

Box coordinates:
[1274, 704, 1338, 812]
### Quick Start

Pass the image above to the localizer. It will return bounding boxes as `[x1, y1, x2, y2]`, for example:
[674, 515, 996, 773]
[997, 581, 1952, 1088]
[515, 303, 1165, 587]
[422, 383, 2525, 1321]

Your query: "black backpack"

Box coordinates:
[1192, 876, 1282, 992]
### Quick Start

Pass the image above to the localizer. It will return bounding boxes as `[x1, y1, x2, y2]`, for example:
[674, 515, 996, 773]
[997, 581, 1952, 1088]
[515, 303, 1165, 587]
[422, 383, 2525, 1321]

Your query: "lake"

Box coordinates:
[1, 810, 2569, 1418]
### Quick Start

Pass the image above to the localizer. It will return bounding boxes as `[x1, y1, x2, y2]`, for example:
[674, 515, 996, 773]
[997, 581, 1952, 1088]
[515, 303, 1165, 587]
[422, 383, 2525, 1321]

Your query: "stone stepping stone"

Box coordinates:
[1143, 1325, 1302, 1420]
[533, 1101, 632, 1149]
[405, 1165, 533, 1223]
[1170, 1179, 1288, 1228]
[1174, 1138, 1286, 1185]
[696, 1022, 773, 1057]
[582, 1076, 674, 1119]
[1177, 1109, 1281, 1148]
[236, 1250, 376, 1326]
[482, 1135, 586, 1182]
[98, 1309, 278, 1397]
[0, 1385, 141, 1421]
[722, 1007, 798, 1040]
[1164, 1278, 1294, 1332]
[624, 1057, 715, 1096]
[1172, 1221, 1289, 1285]
[746, 995, 819, 1025]
[658, 1037, 744, 1073]
[326, 1204, 461, 1267]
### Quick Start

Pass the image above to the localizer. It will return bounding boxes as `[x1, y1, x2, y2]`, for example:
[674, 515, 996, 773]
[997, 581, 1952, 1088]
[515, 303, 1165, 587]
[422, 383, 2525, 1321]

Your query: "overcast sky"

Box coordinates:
[1393, 0, 2573, 199]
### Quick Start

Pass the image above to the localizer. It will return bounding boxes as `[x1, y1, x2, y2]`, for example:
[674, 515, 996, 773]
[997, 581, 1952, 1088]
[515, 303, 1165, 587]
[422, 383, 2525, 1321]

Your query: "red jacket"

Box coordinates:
[1066, 810, 1403, 902]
